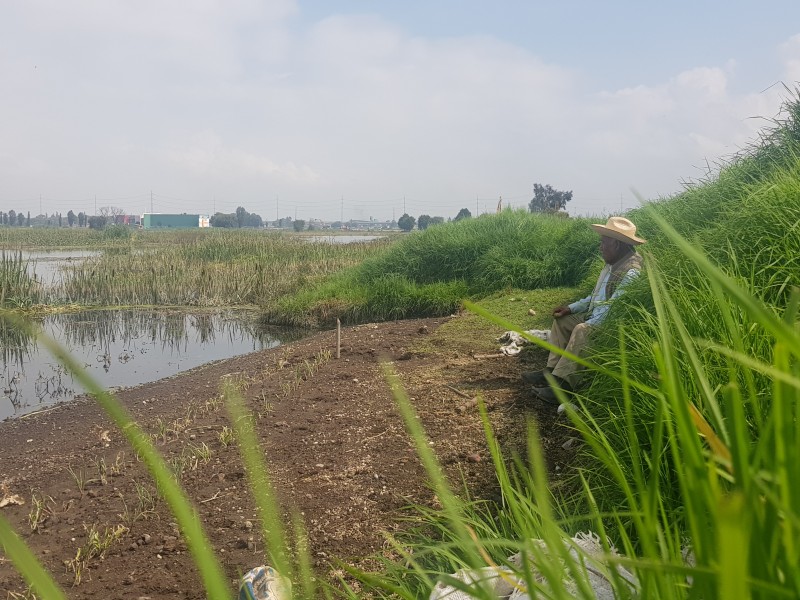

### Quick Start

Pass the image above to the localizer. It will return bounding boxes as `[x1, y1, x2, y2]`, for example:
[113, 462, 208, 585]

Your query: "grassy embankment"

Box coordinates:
[341, 98, 800, 598]
[266, 212, 602, 327]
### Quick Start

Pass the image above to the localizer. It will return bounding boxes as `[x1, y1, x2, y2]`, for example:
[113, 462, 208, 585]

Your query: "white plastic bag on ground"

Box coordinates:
[498, 330, 550, 355]
[238, 565, 291, 600]
[430, 532, 638, 600]
[429, 566, 519, 599]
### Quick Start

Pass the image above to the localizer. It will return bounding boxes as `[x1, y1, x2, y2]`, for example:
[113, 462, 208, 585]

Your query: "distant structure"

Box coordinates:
[141, 213, 210, 229]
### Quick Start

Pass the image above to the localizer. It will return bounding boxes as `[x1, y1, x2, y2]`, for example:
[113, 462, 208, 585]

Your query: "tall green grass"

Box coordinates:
[350, 211, 799, 598]
[15, 230, 390, 309]
[577, 93, 800, 544]
[0, 251, 40, 308]
[269, 211, 601, 326]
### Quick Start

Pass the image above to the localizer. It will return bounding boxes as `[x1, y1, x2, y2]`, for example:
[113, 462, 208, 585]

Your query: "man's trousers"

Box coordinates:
[546, 313, 591, 388]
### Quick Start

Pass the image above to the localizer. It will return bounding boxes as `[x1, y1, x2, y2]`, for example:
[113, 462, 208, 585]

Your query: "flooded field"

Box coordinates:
[0, 309, 301, 420]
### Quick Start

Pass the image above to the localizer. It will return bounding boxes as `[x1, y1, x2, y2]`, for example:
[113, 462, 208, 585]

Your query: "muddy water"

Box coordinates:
[0, 309, 302, 420]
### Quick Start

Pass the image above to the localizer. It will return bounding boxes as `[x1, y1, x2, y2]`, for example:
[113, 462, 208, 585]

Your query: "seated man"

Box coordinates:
[524, 216, 646, 404]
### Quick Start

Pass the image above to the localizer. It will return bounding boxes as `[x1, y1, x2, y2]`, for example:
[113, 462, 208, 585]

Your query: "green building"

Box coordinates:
[141, 213, 210, 229]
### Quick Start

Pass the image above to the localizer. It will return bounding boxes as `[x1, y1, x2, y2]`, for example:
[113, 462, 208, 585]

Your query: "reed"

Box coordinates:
[36, 230, 390, 308]
[0, 251, 40, 308]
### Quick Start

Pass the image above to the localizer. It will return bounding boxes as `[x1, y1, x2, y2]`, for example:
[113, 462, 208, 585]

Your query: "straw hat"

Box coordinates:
[591, 216, 646, 245]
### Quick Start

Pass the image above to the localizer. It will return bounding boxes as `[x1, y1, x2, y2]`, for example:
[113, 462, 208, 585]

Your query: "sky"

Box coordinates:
[2, 1, 800, 223]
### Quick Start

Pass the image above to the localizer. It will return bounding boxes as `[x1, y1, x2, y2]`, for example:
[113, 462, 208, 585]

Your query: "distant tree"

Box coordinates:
[454, 208, 471, 222]
[99, 206, 125, 224]
[210, 212, 237, 228]
[67, 210, 76, 227]
[57, 212, 61, 227]
[78, 212, 86, 227]
[397, 213, 415, 232]
[431, 216, 445, 226]
[88, 215, 107, 229]
[8, 210, 16, 226]
[236, 206, 248, 228]
[244, 213, 263, 228]
[528, 183, 573, 213]
[292, 219, 306, 232]
[17, 211, 25, 226]
[417, 214, 432, 230]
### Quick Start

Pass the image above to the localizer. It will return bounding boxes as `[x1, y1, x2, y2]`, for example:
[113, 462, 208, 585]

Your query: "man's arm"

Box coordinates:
[584, 268, 640, 326]
[566, 294, 591, 315]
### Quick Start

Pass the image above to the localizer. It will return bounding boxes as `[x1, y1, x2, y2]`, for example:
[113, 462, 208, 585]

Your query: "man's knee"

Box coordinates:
[572, 322, 590, 335]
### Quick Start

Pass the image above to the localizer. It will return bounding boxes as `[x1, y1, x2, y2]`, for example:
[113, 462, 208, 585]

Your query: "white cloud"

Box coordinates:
[0, 4, 796, 219]
[164, 131, 319, 183]
[781, 34, 800, 83]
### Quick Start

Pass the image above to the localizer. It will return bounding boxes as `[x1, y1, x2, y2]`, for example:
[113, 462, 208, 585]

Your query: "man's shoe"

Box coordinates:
[532, 385, 561, 405]
[532, 375, 572, 406]
[521, 368, 551, 386]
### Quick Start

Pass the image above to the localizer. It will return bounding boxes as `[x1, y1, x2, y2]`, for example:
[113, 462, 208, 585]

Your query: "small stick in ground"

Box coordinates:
[445, 384, 473, 399]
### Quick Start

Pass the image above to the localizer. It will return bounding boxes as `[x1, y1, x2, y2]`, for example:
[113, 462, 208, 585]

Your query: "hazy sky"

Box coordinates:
[2, 1, 799, 222]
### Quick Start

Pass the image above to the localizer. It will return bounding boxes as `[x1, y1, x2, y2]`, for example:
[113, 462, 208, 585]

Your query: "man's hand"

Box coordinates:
[552, 305, 572, 318]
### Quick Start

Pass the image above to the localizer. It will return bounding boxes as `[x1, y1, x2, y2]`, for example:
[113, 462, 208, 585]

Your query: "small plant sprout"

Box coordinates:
[134, 481, 158, 520]
[152, 417, 168, 444]
[28, 492, 54, 533]
[218, 426, 236, 447]
[94, 457, 108, 486]
[66, 465, 88, 497]
[67, 523, 128, 586]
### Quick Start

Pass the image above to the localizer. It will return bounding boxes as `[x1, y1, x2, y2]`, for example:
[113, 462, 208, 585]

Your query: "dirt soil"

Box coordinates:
[0, 315, 575, 598]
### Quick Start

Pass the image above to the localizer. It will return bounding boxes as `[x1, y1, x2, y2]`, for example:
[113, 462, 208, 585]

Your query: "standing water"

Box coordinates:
[0, 309, 301, 420]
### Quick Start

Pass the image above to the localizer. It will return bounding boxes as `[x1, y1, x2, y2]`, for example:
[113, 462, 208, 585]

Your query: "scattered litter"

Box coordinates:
[557, 402, 578, 415]
[238, 565, 291, 600]
[430, 566, 517, 599]
[0, 494, 25, 508]
[430, 532, 638, 600]
[497, 330, 550, 355]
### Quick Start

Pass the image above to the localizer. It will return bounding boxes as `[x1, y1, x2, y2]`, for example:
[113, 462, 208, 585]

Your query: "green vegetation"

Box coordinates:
[1, 229, 390, 309]
[268, 210, 600, 326]
[0, 251, 40, 309]
[354, 96, 800, 597]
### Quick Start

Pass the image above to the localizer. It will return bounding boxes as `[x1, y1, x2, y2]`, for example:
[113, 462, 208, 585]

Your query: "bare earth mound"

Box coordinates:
[0, 315, 574, 598]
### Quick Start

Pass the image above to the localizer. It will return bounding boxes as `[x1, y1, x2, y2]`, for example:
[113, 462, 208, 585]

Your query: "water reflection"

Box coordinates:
[20, 250, 99, 286]
[0, 309, 304, 420]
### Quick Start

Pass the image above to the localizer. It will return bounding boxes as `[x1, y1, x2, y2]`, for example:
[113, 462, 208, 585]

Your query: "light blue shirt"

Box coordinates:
[568, 265, 639, 326]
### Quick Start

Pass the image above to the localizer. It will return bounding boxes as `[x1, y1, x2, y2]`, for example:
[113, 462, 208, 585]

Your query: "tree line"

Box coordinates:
[8, 184, 573, 232]
[394, 182, 575, 233]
